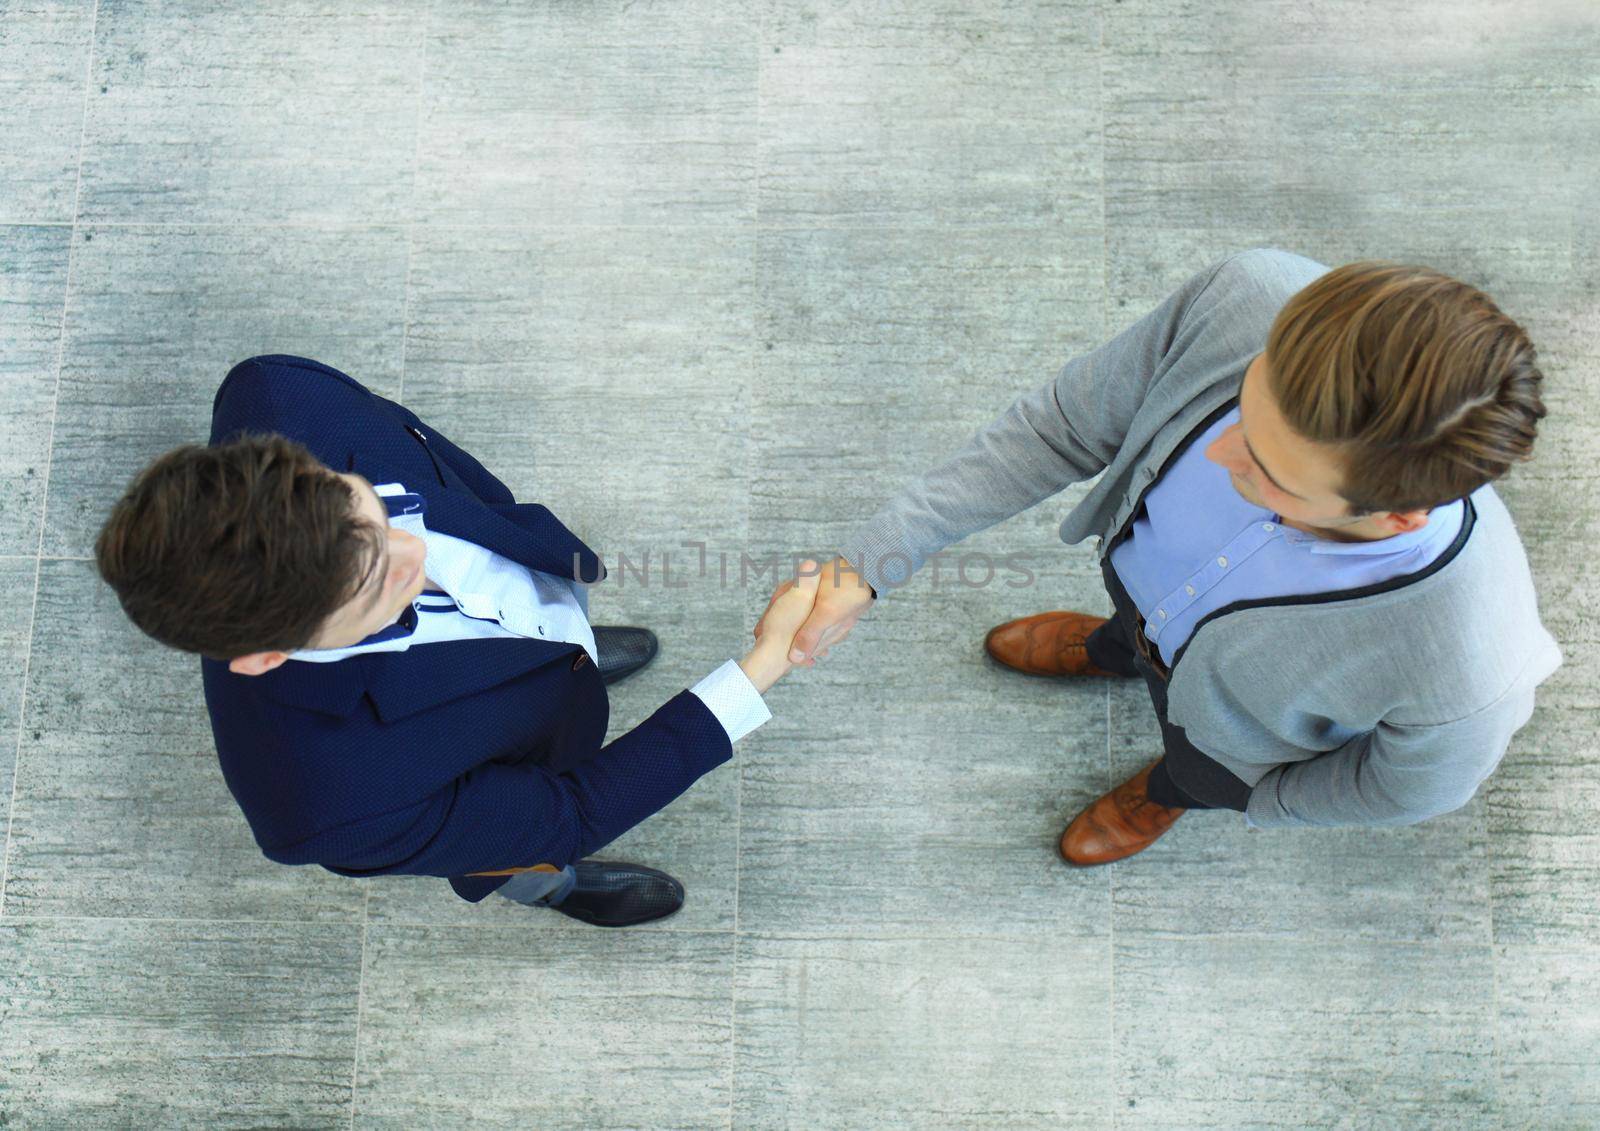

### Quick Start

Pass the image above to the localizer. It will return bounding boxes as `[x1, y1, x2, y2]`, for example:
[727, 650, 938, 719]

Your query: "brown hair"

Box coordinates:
[95, 431, 382, 662]
[1264, 259, 1547, 516]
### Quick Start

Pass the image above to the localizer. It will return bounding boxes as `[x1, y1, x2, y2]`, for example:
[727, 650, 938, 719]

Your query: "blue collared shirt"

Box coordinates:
[1109, 404, 1464, 672]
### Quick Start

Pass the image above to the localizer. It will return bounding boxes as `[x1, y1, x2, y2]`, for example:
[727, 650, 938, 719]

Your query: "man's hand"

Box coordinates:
[753, 555, 875, 667]
[738, 560, 823, 693]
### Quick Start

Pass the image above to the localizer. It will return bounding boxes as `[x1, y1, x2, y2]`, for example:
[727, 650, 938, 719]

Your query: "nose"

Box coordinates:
[393, 528, 425, 569]
[1210, 426, 1251, 470]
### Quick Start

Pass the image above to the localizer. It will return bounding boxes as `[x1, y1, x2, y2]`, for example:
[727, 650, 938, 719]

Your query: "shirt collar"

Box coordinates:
[1290, 497, 1463, 555]
[375, 481, 418, 514]
[356, 603, 418, 643]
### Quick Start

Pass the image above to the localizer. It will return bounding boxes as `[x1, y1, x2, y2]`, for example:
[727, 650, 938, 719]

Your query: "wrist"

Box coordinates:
[831, 554, 877, 603]
[738, 641, 790, 694]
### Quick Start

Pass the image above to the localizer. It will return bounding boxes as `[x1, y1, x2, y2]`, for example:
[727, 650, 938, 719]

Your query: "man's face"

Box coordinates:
[1204, 352, 1423, 537]
[304, 472, 429, 650]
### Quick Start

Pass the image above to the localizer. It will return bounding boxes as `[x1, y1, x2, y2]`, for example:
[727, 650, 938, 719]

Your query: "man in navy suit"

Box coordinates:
[103, 354, 820, 927]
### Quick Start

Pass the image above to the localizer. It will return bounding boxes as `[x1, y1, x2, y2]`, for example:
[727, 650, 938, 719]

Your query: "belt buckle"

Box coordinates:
[1134, 612, 1170, 678]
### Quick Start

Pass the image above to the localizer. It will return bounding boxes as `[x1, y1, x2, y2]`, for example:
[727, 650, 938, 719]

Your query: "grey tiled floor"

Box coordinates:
[1, 2, 1596, 1127]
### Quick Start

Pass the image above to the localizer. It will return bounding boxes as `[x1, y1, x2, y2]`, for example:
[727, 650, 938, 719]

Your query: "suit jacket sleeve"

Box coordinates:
[842, 250, 1251, 596]
[322, 690, 732, 878]
[1242, 682, 1540, 828]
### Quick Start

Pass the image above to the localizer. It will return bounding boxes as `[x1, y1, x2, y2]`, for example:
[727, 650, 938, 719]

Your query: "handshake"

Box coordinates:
[734, 556, 877, 693]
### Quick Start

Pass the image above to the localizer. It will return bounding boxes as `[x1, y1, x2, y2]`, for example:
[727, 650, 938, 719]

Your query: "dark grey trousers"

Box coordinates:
[1085, 551, 1253, 812]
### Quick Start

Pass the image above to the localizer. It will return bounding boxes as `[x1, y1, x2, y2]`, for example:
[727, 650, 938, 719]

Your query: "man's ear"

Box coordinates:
[1385, 509, 1432, 534]
[228, 652, 289, 676]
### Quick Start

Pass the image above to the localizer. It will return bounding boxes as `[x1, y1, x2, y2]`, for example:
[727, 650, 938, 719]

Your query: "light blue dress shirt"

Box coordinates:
[287, 481, 772, 744]
[1109, 404, 1465, 671]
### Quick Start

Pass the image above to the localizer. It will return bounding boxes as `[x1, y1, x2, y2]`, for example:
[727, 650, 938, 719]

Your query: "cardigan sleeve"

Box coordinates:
[841, 250, 1253, 597]
[1242, 681, 1541, 828]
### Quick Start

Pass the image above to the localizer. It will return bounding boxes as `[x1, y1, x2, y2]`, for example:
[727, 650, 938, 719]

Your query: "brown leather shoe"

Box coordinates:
[1059, 760, 1186, 865]
[984, 610, 1128, 677]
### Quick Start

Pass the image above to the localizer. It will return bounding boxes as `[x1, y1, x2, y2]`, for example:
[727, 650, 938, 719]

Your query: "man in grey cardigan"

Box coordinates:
[755, 247, 1562, 864]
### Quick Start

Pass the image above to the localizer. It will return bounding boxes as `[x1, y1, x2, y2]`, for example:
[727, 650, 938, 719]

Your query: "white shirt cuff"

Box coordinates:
[689, 658, 772, 745]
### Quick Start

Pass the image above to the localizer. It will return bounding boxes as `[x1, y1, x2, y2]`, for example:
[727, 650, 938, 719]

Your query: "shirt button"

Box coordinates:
[1262, 522, 1275, 532]
[1217, 555, 1228, 567]
[1185, 584, 1195, 595]
[1157, 608, 1166, 618]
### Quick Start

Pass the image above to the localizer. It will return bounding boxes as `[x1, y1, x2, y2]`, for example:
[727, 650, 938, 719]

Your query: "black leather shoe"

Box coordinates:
[593, 625, 658, 685]
[549, 860, 685, 928]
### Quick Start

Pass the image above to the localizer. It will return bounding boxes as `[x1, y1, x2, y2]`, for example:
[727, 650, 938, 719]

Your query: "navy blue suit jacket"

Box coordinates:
[200, 355, 732, 902]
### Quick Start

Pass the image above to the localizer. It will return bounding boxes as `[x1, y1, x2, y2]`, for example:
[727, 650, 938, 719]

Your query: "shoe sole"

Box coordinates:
[556, 899, 685, 928]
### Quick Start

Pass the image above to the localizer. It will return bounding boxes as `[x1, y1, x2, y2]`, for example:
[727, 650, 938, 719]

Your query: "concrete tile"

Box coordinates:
[1496, 234, 1600, 550]
[1115, 934, 1502, 1129]
[763, 0, 1093, 48]
[0, 0, 95, 223]
[735, 932, 1111, 1129]
[0, 225, 72, 552]
[354, 924, 732, 1128]
[466, 0, 758, 43]
[1519, 539, 1598, 651]
[43, 224, 409, 558]
[1511, 409, 1600, 551]
[79, 0, 425, 223]
[1494, 942, 1600, 1127]
[736, 563, 1115, 939]
[418, 3, 756, 226]
[752, 224, 1103, 556]
[1102, 1, 1595, 246]
[397, 223, 754, 504]
[758, 42, 1098, 226]
[0, 557, 36, 906]
[4, 558, 365, 921]
[0, 917, 360, 1126]
[1486, 661, 1600, 947]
